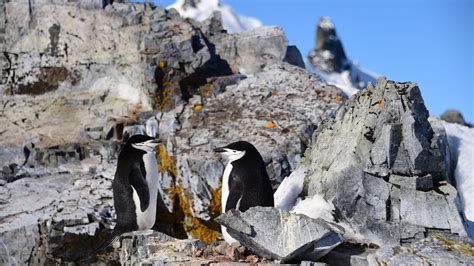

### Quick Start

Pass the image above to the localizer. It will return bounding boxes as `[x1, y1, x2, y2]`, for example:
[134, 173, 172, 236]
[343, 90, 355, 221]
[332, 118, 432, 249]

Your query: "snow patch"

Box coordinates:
[291, 194, 335, 222]
[168, 0, 263, 33]
[274, 165, 308, 211]
[319, 16, 335, 30]
[443, 121, 474, 231]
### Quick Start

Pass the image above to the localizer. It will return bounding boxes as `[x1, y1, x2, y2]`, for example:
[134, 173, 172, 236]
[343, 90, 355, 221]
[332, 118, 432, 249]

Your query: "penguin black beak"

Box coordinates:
[213, 147, 226, 153]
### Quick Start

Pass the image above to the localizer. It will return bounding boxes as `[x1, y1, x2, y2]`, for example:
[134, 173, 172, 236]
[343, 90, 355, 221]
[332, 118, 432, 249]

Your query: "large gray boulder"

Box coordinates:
[216, 206, 344, 263]
[300, 78, 466, 245]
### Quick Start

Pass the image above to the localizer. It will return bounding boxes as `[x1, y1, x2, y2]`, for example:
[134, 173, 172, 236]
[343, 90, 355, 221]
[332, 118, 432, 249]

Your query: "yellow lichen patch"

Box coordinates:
[377, 99, 383, 109]
[159, 60, 167, 68]
[174, 181, 221, 243]
[156, 144, 177, 176]
[194, 104, 203, 111]
[433, 234, 474, 256]
[155, 85, 178, 111]
[266, 121, 276, 129]
[209, 186, 222, 217]
[155, 144, 221, 243]
[335, 96, 344, 103]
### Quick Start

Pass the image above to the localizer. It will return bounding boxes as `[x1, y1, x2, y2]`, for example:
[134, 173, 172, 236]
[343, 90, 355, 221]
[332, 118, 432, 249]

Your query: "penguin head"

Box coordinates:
[126, 134, 160, 153]
[214, 141, 258, 162]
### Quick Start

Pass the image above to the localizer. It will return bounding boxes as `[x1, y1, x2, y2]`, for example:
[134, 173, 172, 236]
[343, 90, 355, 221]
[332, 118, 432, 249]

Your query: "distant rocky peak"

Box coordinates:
[311, 16, 347, 73]
[307, 16, 377, 96]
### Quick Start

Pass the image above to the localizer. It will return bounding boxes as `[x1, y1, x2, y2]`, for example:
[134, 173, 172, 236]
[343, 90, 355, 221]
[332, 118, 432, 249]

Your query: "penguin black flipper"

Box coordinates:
[129, 161, 150, 212]
[225, 172, 243, 212]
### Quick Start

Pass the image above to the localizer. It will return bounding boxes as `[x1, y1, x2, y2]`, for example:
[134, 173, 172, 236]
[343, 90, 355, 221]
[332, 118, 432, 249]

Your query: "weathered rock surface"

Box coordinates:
[322, 233, 474, 265]
[300, 78, 466, 245]
[0, 1, 344, 263]
[0, 155, 116, 264]
[216, 207, 344, 263]
[152, 62, 343, 241]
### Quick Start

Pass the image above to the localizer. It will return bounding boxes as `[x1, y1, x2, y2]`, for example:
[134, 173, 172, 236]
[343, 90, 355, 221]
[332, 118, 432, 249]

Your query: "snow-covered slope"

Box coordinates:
[443, 121, 474, 236]
[167, 0, 262, 33]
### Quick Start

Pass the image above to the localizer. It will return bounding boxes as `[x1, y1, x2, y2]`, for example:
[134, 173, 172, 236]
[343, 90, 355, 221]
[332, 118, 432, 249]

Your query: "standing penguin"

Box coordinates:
[90, 135, 160, 257]
[214, 141, 274, 244]
[113, 134, 161, 233]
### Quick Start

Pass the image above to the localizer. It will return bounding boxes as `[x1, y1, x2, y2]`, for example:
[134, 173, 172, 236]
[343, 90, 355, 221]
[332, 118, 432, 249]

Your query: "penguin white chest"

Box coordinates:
[221, 162, 239, 245]
[221, 162, 232, 213]
[131, 153, 159, 230]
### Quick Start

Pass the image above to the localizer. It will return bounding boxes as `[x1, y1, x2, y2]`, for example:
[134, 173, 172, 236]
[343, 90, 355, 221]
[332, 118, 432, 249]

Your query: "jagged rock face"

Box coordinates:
[302, 78, 466, 245]
[151, 62, 343, 242]
[308, 16, 347, 74]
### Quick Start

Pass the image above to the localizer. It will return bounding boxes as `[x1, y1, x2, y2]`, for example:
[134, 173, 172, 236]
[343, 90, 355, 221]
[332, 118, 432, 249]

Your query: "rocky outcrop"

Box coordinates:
[150, 62, 343, 241]
[216, 207, 344, 263]
[308, 16, 347, 74]
[298, 78, 466, 245]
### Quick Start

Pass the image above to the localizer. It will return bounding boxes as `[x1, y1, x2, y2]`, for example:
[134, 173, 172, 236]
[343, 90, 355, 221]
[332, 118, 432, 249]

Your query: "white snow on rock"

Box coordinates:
[168, 0, 263, 33]
[291, 194, 335, 222]
[319, 16, 334, 30]
[443, 121, 474, 226]
[274, 165, 308, 211]
[274, 164, 335, 222]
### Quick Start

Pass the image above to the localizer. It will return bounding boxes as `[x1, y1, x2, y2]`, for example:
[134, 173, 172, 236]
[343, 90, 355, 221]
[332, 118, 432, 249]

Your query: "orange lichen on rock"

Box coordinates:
[159, 60, 167, 68]
[314, 88, 322, 94]
[266, 121, 276, 129]
[335, 96, 344, 103]
[271, 91, 280, 96]
[377, 99, 383, 109]
[194, 104, 203, 111]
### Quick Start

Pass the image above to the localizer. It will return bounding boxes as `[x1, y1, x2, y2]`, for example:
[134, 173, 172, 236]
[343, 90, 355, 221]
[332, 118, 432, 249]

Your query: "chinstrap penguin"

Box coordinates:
[92, 135, 160, 256]
[214, 141, 274, 245]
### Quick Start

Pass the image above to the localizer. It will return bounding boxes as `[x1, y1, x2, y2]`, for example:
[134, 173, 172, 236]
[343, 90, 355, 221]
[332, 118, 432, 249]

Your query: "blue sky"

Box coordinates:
[153, 0, 473, 123]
